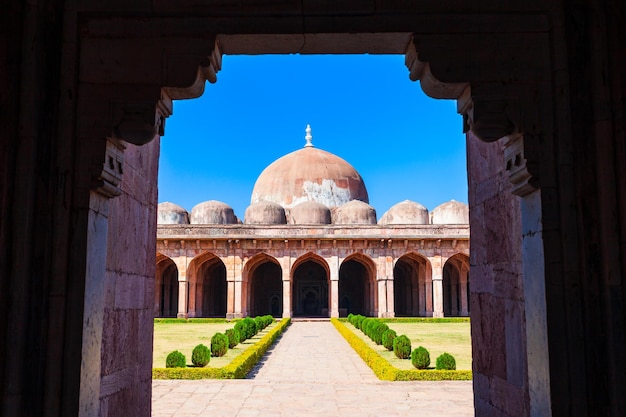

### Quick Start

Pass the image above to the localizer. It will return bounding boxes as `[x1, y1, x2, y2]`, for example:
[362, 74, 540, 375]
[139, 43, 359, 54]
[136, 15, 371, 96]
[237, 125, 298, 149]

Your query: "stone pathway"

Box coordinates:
[152, 321, 474, 417]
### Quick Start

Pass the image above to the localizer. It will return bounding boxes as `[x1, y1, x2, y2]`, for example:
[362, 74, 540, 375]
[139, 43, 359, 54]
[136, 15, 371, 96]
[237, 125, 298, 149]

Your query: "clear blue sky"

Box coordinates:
[158, 54, 468, 220]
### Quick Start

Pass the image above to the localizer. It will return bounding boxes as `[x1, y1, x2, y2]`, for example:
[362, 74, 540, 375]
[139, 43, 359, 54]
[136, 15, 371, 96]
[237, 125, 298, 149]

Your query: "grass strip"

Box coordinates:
[331, 318, 472, 381]
[153, 318, 290, 379]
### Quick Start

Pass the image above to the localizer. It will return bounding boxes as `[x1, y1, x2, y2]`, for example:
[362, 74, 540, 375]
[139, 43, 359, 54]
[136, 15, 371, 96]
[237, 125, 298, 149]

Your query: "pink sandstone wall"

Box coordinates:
[99, 139, 160, 415]
[467, 132, 529, 416]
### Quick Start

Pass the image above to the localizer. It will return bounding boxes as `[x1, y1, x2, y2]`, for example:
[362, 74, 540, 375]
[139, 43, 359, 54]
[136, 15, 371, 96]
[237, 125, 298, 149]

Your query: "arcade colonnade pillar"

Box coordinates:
[156, 251, 469, 319]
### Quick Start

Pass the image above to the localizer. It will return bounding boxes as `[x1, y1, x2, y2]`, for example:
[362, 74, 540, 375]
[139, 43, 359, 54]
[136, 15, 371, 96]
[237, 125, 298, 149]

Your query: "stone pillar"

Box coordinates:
[226, 280, 235, 319]
[386, 278, 395, 318]
[377, 278, 387, 317]
[459, 267, 469, 316]
[328, 256, 339, 318]
[177, 280, 188, 319]
[280, 257, 291, 318]
[431, 256, 444, 318]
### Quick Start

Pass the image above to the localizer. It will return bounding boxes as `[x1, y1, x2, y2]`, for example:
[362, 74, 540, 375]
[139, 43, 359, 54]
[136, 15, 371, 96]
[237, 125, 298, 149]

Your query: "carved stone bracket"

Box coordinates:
[110, 92, 172, 145]
[503, 134, 538, 197]
[94, 138, 126, 198]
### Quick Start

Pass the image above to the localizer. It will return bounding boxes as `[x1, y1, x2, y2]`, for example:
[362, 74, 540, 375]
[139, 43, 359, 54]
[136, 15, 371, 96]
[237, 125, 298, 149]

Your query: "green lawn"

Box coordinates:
[345, 321, 472, 370]
[153, 321, 272, 368]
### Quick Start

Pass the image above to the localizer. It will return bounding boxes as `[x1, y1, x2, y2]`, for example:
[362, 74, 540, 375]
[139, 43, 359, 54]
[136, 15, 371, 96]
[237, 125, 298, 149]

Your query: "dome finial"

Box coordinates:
[304, 124, 314, 147]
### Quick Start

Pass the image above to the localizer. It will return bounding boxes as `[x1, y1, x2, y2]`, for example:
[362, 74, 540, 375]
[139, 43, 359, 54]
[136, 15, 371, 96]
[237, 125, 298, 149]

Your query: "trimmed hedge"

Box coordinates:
[411, 346, 430, 369]
[225, 328, 240, 349]
[436, 352, 457, 370]
[211, 332, 229, 357]
[331, 319, 472, 381]
[153, 318, 290, 379]
[381, 329, 397, 351]
[165, 350, 186, 368]
[393, 335, 412, 360]
[191, 344, 210, 367]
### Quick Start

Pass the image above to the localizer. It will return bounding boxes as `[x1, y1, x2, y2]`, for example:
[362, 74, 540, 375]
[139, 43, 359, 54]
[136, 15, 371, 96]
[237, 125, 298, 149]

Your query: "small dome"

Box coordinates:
[378, 200, 429, 225]
[289, 201, 331, 225]
[157, 202, 190, 224]
[333, 200, 377, 225]
[244, 201, 287, 224]
[190, 200, 237, 224]
[431, 200, 469, 224]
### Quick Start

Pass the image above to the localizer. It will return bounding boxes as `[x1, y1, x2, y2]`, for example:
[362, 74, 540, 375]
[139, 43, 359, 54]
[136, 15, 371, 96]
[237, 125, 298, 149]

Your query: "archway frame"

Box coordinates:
[22, 6, 577, 417]
[339, 252, 378, 317]
[242, 252, 283, 318]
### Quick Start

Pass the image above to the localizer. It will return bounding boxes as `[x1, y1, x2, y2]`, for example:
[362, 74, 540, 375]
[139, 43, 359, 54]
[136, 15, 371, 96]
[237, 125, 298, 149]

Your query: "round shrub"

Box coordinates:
[393, 335, 412, 359]
[225, 328, 240, 348]
[382, 329, 397, 351]
[254, 316, 264, 332]
[354, 315, 365, 330]
[233, 320, 246, 341]
[360, 318, 371, 334]
[411, 346, 431, 369]
[242, 317, 258, 339]
[372, 322, 389, 345]
[211, 332, 229, 357]
[436, 352, 456, 370]
[165, 350, 186, 368]
[191, 344, 210, 367]
[347, 313, 354, 323]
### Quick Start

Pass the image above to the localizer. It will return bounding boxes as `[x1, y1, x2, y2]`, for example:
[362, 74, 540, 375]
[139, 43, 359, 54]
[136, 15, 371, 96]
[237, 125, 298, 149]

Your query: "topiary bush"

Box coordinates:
[372, 322, 389, 345]
[225, 328, 240, 348]
[411, 346, 430, 369]
[436, 352, 456, 370]
[354, 315, 366, 330]
[165, 350, 186, 368]
[382, 329, 397, 351]
[242, 317, 258, 339]
[191, 344, 211, 367]
[233, 321, 246, 341]
[211, 332, 229, 357]
[393, 335, 412, 359]
[254, 316, 264, 332]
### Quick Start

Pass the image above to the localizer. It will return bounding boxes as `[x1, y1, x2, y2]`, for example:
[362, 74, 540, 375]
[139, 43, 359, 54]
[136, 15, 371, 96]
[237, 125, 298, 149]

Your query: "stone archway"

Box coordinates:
[6, 4, 626, 417]
[339, 254, 377, 317]
[292, 255, 330, 318]
[188, 254, 227, 318]
[155, 254, 179, 318]
[394, 253, 432, 317]
[244, 254, 283, 317]
[443, 253, 470, 317]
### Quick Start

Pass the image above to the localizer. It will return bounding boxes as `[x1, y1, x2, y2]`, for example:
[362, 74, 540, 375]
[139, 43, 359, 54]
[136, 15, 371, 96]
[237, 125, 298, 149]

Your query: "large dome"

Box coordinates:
[250, 125, 369, 209]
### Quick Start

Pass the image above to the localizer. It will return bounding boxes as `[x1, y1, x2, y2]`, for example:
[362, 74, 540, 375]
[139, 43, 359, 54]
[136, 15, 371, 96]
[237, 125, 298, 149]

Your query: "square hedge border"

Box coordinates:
[152, 318, 290, 379]
[331, 318, 472, 381]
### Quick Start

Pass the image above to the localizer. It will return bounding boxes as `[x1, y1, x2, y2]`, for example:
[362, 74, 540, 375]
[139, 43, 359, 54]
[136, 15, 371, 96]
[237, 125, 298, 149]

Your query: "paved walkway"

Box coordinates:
[152, 321, 474, 417]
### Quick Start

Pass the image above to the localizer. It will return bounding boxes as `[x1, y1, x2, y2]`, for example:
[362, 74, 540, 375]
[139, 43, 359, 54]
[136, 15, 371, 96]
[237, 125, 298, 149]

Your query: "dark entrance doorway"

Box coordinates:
[249, 261, 282, 317]
[292, 260, 329, 317]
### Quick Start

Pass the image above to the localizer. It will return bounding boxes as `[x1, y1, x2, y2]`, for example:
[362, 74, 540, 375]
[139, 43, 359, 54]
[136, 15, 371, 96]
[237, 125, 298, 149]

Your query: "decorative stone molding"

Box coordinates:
[94, 138, 126, 198]
[503, 133, 538, 197]
[110, 92, 172, 145]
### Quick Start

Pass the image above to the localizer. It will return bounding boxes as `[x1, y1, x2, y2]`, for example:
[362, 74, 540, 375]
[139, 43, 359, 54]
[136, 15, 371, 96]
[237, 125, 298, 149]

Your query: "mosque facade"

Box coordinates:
[156, 126, 470, 319]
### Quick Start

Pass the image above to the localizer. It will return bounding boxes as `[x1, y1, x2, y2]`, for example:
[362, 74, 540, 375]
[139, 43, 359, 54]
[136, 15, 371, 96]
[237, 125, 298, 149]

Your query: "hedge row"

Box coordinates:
[331, 318, 472, 381]
[153, 318, 290, 379]
[154, 318, 234, 324]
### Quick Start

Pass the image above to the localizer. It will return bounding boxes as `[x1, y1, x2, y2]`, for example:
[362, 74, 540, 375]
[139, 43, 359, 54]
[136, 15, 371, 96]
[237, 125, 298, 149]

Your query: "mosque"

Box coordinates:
[156, 126, 470, 319]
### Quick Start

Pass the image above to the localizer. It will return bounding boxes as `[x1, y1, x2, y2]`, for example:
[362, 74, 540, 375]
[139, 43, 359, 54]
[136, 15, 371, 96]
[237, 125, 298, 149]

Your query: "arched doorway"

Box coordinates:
[443, 253, 470, 317]
[394, 253, 432, 317]
[245, 255, 283, 317]
[292, 255, 330, 317]
[155, 254, 178, 317]
[188, 254, 227, 318]
[339, 255, 377, 317]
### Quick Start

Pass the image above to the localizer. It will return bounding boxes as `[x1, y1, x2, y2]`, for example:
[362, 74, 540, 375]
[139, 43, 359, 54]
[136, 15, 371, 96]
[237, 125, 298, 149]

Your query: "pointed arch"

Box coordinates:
[443, 253, 470, 317]
[291, 252, 330, 318]
[339, 253, 377, 317]
[243, 253, 283, 317]
[393, 252, 433, 317]
[155, 253, 179, 318]
[187, 252, 227, 318]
